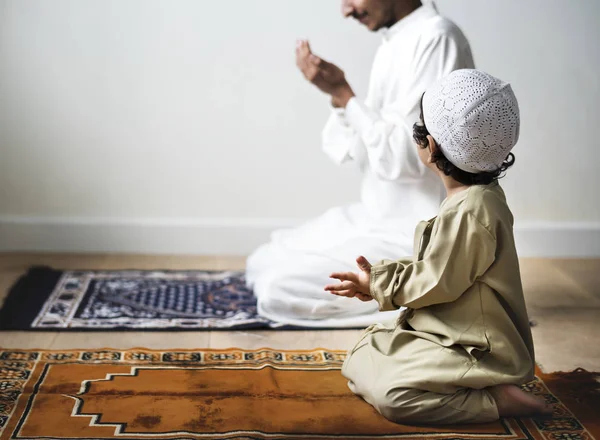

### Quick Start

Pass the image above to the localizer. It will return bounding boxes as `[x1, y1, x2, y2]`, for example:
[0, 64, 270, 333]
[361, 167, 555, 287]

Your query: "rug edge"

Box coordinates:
[0, 266, 62, 330]
[0, 268, 366, 331]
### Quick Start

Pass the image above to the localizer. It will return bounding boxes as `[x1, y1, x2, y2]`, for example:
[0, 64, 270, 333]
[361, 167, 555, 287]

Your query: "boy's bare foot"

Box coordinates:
[488, 384, 553, 418]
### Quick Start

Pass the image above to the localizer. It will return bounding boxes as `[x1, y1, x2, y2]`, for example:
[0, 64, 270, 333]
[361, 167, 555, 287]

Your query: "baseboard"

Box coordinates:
[0, 216, 599, 257]
[512, 222, 600, 258]
[0, 216, 302, 256]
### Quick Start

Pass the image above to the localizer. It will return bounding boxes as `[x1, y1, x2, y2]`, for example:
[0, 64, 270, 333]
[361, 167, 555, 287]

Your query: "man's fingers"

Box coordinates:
[309, 54, 322, 66]
[305, 65, 319, 81]
[295, 40, 310, 68]
[296, 48, 319, 80]
[297, 59, 319, 81]
[300, 41, 325, 74]
[304, 40, 313, 55]
[295, 54, 305, 70]
[355, 293, 373, 302]
[298, 40, 311, 58]
[295, 40, 344, 92]
[295, 51, 306, 71]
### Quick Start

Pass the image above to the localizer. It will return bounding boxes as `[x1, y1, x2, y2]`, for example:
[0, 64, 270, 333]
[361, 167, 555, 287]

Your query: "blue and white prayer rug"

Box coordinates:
[0, 267, 289, 330]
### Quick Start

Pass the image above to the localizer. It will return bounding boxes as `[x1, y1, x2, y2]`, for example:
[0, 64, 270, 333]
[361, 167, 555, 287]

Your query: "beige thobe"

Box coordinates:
[342, 181, 535, 425]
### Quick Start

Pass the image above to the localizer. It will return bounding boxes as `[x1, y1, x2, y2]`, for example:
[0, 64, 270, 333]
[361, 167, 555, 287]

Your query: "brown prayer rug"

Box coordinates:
[0, 348, 598, 439]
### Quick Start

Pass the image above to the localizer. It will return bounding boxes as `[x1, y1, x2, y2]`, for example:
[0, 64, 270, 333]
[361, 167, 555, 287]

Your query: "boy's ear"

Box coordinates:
[426, 135, 438, 163]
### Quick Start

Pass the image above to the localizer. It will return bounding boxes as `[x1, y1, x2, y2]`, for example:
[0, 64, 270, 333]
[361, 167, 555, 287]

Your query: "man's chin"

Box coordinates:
[361, 20, 383, 32]
[358, 22, 376, 31]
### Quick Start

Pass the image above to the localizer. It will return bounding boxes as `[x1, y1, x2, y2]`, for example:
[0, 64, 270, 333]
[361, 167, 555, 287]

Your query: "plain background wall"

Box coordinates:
[1, 0, 599, 255]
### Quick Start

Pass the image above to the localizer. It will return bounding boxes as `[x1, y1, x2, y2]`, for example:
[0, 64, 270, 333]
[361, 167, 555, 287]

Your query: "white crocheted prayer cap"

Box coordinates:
[422, 69, 520, 173]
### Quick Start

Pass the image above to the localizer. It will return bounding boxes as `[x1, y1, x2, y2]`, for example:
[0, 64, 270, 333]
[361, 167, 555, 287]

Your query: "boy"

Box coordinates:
[325, 69, 552, 424]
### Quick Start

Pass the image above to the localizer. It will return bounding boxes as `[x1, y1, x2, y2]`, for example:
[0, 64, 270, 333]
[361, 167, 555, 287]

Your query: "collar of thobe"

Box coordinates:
[380, 2, 439, 42]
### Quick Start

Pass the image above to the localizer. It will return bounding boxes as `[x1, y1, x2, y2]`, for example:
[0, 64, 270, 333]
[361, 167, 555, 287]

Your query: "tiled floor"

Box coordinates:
[1, 253, 599, 372]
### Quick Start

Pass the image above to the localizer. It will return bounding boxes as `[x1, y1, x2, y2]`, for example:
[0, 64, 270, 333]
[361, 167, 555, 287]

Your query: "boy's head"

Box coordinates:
[413, 69, 520, 185]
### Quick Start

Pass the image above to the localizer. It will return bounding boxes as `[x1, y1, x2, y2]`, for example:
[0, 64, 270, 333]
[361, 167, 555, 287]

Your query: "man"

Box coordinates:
[246, 0, 474, 327]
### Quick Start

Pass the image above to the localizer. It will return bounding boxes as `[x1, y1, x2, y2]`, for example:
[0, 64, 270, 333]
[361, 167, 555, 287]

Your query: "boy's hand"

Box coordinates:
[325, 256, 373, 302]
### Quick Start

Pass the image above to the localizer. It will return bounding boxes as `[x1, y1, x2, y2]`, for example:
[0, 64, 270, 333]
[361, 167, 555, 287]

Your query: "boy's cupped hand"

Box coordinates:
[325, 256, 374, 302]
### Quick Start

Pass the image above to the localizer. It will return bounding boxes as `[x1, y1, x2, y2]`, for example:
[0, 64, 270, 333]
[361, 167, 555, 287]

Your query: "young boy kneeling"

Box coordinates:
[325, 69, 552, 424]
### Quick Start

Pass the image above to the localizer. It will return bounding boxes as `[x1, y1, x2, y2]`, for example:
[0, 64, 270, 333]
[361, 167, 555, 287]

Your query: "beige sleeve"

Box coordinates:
[369, 211, 496, 311]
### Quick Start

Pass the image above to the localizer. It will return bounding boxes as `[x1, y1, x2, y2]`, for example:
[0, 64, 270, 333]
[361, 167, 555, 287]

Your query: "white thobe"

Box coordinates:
[246, 4, 475, 327]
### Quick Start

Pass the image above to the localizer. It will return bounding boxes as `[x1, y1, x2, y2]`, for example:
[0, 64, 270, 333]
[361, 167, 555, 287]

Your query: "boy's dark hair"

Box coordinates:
[412, 96, 515, 186]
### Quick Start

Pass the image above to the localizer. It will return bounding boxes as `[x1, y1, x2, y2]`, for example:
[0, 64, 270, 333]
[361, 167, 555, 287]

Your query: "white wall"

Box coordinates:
[1, 0, 599, 256]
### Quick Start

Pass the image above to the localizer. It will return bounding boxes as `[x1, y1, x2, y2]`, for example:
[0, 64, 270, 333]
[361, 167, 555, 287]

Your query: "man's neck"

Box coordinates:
[387, 0, 423, 28]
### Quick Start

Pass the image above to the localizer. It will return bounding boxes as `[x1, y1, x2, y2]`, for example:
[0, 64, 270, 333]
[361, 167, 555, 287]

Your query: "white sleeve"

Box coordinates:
[343, 33, 469, 181]
[321, 107, 366, 167]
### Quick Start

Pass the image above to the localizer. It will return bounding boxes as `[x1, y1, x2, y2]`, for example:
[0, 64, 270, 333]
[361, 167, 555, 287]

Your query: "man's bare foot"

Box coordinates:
[488, 384, 553, 418]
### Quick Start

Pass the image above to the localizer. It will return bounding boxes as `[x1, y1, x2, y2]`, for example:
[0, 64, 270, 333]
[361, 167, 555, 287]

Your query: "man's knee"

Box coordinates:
[245, 243, 274, 281]
[251, 270, 283, 301]
[254, 269, 307, 307]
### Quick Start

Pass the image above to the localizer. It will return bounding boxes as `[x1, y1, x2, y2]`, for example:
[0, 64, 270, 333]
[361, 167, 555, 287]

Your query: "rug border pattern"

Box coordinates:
[0, 348, 596, 440]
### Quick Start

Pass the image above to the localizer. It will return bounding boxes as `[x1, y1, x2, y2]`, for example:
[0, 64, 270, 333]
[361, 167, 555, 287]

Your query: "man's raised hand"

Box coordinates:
[295, 40, 355, 107]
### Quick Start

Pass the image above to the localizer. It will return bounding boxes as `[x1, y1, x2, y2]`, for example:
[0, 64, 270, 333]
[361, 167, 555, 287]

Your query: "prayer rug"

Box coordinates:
[0, 267, 287, 330]
[0, 348, 598, 439]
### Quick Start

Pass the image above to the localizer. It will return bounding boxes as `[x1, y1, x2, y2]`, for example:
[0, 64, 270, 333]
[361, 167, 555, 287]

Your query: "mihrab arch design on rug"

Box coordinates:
[0, 348, 597, 439]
